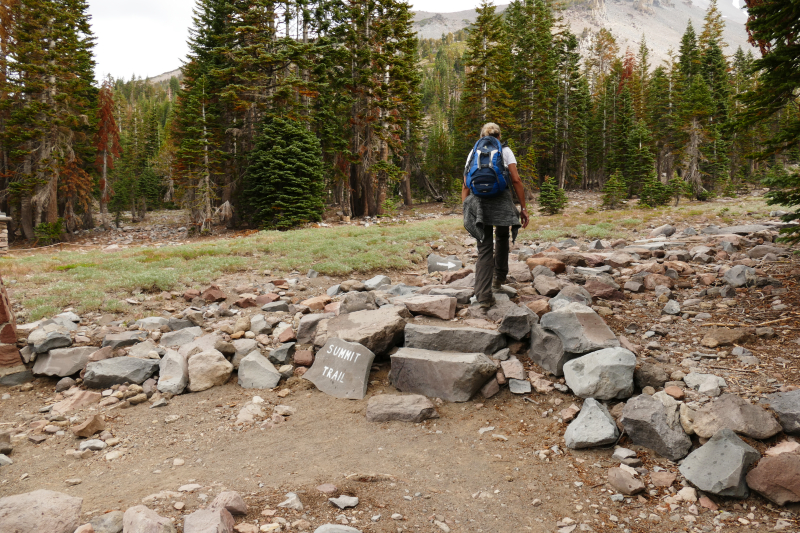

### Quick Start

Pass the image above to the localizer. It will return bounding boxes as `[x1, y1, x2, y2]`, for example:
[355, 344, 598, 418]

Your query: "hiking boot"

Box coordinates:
[478, 297, 496, 309]
[492, 277, 506, 290]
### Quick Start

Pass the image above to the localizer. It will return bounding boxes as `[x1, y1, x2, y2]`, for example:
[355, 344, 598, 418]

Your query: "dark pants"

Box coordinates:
[475, 225, 509, 304]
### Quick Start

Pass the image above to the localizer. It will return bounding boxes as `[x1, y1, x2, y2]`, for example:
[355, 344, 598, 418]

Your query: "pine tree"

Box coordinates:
[242, 116, 324, 229]
[538, 176, 567, 215]
[601, 170, 626, 209]
[639, 172, 671, 207]
[94, 79, 121, 229]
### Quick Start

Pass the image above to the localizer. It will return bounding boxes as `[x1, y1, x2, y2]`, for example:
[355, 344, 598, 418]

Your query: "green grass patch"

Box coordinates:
[574, 223, 615, 239]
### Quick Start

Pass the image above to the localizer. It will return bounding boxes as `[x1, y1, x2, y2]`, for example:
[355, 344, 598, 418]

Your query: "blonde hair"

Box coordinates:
[480, 122, 501, 138]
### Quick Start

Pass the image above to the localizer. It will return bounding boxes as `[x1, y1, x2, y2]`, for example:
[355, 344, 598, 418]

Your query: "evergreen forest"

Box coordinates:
[0, 0, 799, 241]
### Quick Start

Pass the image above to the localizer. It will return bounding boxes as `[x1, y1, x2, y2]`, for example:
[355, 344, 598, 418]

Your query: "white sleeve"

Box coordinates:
[502, 146, 517, 166]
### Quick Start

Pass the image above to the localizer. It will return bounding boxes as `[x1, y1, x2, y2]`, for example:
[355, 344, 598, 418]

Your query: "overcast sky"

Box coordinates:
[88, 0, 481, 82]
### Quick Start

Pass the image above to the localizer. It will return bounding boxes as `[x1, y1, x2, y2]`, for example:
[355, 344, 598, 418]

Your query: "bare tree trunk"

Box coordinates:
[20, 194, 34, 240]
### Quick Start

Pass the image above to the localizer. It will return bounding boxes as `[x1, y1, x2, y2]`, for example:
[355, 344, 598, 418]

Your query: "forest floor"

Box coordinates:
[1, 190, 799, 533]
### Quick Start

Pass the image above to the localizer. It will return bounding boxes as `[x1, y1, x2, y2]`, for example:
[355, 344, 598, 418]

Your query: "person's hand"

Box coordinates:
[520, 207, 529, 229]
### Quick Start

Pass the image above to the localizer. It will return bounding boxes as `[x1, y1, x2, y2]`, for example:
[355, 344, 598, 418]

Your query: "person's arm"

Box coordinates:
[462, 177, 470, 202]
[507, 163, 529, 228]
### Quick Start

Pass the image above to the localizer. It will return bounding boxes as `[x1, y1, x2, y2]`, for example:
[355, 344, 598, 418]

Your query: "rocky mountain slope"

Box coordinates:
[414, 0, 753, 64]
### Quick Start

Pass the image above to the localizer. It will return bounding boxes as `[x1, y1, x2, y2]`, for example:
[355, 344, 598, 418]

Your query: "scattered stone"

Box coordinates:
[187, 350, 233, 392]
[238, 352, 281, 390]
[51, 390, 101, 415]
[33, 347, 96, 377]
[692, 393, 782, 439]
[650, 224, 676, 238]
[684, 372, 726, 397]
[745, 454, 800, 505]
[404, 324, 506, 355]
[480, 378, 500, 399]
[679, 429, 759, 499]
[564, 348, 635, 400]
[390, 347, 496, 402]
[564, 398, 619, 449]
[313, 526, 362, 533]
[277, 493, 303, 511]
[650, 472, 677, 487]
[0, 489, 83, 533]
[364, 275, 391, 290]
[71, 415, 105, 438]
[84, 357, 159, 388]
[722, 265, 756, 288]
[662, 300, 680, 315]
[101, 330, 148, 350]
[268, 343, 295, 365]
[634, 362, 668, 390]
[620, 394, 692, 461]
[56, 376, 77, 392]
[297, 313, 333, 345]
[305, 339, 376, 400]
[261, 301, 290, 313]
[498, 305, 537, 340]
[329, 495, 359, 509]
[526, 257, 566, 274]
[508, 379, 532, 394]
[608, 467, 645, 495]
[700, 327, 753, 348]
[183, 508, 234, 533]
[763, 390, 800, 435]
[366, 394, 439, 423]
[89, 510, 124, 533]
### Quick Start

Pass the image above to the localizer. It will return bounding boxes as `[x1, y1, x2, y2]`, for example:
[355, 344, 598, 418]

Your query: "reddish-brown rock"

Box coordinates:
[0, 323, 15, 344]
[256, 293, 280, 305]
[664, 386, 685, 400]
[235, 297, 257, 308]
[525, 299, 550, 318]
[183, 289, 201, 301]
[442, 268, 473, 284]
[278, 328, 296, 343]
[202, 285, 227, 303]
[526, 257, 566, 274]
[293, 350, 314, 366]
[650, 472, 677, 487]
[643, 274, 674, 290]
[745, 454, 800, 505]
[71, 415, 105, 438]
[584, 279, 623, 301]
[698, 274, 716, 285]
[300, 295, 332, 311]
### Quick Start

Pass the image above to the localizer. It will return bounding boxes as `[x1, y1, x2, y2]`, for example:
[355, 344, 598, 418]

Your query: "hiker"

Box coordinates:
[462, 122, 529, 308]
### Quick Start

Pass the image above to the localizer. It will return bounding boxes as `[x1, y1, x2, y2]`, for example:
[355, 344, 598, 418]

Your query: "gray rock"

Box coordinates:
[161, 326, 203, 348]
[238, 352, 281, 389]
[763, 390, 800, 435]
[0, 454, 11, 466]
[314, 307, 407, 356]
[498, 305, 538, 341]
[84, 357, 159, 388]
[55, 376, 77, 392]
[549, 285, 593, 309]
[384, 284, 419, 296]
[662, 300, 681, 315]
[128, 340, 164, 359]
[79, 439, 106, 451]
[684, 372, 726, 397]
[262, 300, 290, 313]
[692, 393, 782, 439]
[531, 264, 555, 278]
[326, 285, 341, 297]
[249, 314, 271, 336]
[277, 492, 303, 511]
[56, 311, 80, 323]
[232, 338, 258, 361]
[427, 254, 462, 273]
[540, 302, 619, 355]
[340, 291, 378, 314]
[329, 495, 359, 509]
[620, 394, 692, 461]
[304, 339, 376, 400]
[32, 330, 72, 353]
[563, 348, 635, 400]
[364, 275, 391, 290]
[135, 317, 169, 331]
[624, 281, 644, 293]
[183, 508, 234, 533]
[269, 343, 295, 365]
[679, 429, 759, 498]
[723, 265, 756, 288]
[404, 324, 506, 355]
[123, 505, 176, 533]
[747, 245, 784, 258]
[167, 318, 195, 331]
[533, 276, 564, 297]
[101, 330, 148, 350]
[650, 224, 676, 238]
[389, 348, 496, 402]
[0, 489, 83, 533]
[366, 394, 439, 423]
[428, 287, 474, 305]
[209, 491, 247, 515]
[158, 349, 189, 395]
[89, 510, 124, 533]
[634, 362, 668, 389]
[492, 348, 510, 361]
[0, 370, 33, 386]
[32, 346, 95, 377]
[314, 526, 363, 533]
[528, 323, 571, 376]
[508, 379, 532, 394]
[297, 313, 334, 345]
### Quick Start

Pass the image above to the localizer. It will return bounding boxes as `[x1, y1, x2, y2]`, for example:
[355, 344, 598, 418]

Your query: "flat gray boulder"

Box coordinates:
[340, 291, 378, 314]
[723, 265, 756, 288]
[0, 489, 83, 533]
[238, 352, 281, 389]
[540, 302, 618, 354]
[32, 346, 95, 377]
[549, 285, 593, 309]
[564, 398, 619, 449]
[563, 348, 635, 400]
[84, 357, 159, 388]
[692, 393, 782, 439]
[401, 294, 457, 320]
[389, 347, 496, 402]
[498, 305, 538, 341]
[29, 329, 72, 353]
[161, 326, 203, 348]
[364, 275, 391, 290]
[102, 330, 148, 350]
[679, 428, 759, 498]
[366, 394, 439, 423]
[158, 349, 189, 395]
[428, 287, 474, 304]
[314, 307, 406, 356]
[763, 390, 800, 435]
[135, 317, 169, 331]
[404, 324, 505, 355]
[620, 394, 692, 461]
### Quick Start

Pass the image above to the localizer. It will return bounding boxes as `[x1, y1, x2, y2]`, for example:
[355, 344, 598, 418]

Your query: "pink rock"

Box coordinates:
[316, 483, 338, 495]
[0, 489, 83, 533]
[51, 391, 101, 415]
[202, 285, 227, 303]
[402, 295, 457, 320]
[210, 491, 247, 515]
[75, 525, 94, 533]
[256, 293, 280, 305]
[184, 508, 234, 533]
[300, 295, 332, 311]
[698, 495, 718, 511]
[765, 441, 800, 457]
[650, 472, 677, 487]
[481, 378, 500, 399]
[746, 455, 800, 505]
[608, 467, 645, 495]
[500, 358, 525, 381]
[278, 328, 296, 343]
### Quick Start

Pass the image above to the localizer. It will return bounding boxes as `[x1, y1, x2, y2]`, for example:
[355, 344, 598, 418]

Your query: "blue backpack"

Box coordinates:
[464, 136, 509, 197]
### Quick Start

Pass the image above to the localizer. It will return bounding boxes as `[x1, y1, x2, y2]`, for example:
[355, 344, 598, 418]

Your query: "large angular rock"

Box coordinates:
[340, 291, 378, 314]
[314, 307, 406, 356]
[128, 340, 164, 359]
[692, 393, 782, 439]
[304, 339, 375, 400]
[533, 276, 565, 297]
[31, 330, 72, 353]
[101, 330, 148, 350]
[364, 275, 391, 290]
[498, 305, 538, 340]
[634, 362, 668, 389]
[563, 348, 635, 400]
[401, 295, 456, 320]
[178, 333, 223, 358]
[32, 346, 95, 377]
[366, 394, 439, 423]
[745, 454, 800, 505]
[608, 467, 646, 495]
[83, 357, 159, 388]
[679, 429, 759, 498]
[183, 508, 234, 533]
[238, 352, 281, 390]
[564, 398, 619, 449]
[723, 265, 756, 288]
[549, 286, 593, 310]
[763, 390, 800, 435]
[0, 489, 83, 533]
[123, 505, 176, 533]
[297, 313, 334, 344]
[540, 302, 618, 355]
[684, 372, 727, 396]
[620, 394, 692, 461]
[389, 347, 496, 402]
[188, 350, 233, 392]
[160, 326, 203, 348]
[403, 324, 506, 355]
[209, 491, 248, 515]
[528, 323, 570, 376]
[158, 349, 189, 395]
